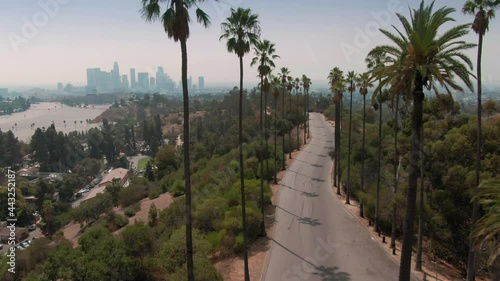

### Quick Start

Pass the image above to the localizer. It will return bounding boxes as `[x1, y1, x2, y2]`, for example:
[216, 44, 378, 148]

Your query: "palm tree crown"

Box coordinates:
[220, 7, 261, 58]
[356, 72, 373, 96]
[141, 0, 211, 41]
[463, 0, 498, 35]
[370, 1, 475, 94]
[251, 39, 280, 77]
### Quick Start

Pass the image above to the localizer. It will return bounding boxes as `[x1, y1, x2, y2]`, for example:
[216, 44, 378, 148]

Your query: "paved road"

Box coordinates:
[263, 113, 405, 281]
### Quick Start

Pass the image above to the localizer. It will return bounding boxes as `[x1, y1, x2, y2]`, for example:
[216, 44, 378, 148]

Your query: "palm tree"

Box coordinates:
[250, 38, 279, 235]
[345, 71, 356, 205]
[328, 67, 344, 193]
[287, 75, 294, 157]
[470, 179, 500, 280]
[63, 120, 66, 128]
[294, 77, 302, 151]
[389, 85, 404, 256]
[74, 120, 77, 128]
[220, 8, 260, 281]
[302, 75, 312, 143]
[141, 1, 212, 279]
[355, 72, 372, 217]
[366, 48, 388, 232]
[372, 88, 390, 234]
[271, 75, 280, 184]
[463, 1, 500, 279]
[280, 67, 290, 167]
[370, 2, 474, 280]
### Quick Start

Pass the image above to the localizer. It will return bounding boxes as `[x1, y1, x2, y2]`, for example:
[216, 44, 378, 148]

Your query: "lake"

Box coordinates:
[0, 102, 109, 143]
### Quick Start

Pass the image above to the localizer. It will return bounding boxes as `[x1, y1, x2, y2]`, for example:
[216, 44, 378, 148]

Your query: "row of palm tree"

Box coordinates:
[141, 2, 310, 280]
[349, 1, 498, 280]
[331, 1, 499, 280]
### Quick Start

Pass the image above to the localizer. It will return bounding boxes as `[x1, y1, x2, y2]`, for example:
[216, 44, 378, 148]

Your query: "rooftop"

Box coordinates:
[99, 168, 128, 186]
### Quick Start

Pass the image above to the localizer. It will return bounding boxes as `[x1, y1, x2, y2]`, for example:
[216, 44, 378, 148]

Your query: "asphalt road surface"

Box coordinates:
[263, 113, 406, 281]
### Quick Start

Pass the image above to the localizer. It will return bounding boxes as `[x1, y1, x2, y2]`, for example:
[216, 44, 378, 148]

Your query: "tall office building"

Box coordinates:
[150, 77, 156, 87]
[156, 66, 165, 88]
[137, 72, 149, 90]
[99, 71, 112, 92]
[57, 82, 63, 92]
[198, 76, 204, 90]
[86, 68, 100, 93]
[112, 62, 120, 89]
[188, 76, 192, 89]
[121, 75, 129, 89]
[130, 68, 136, 88]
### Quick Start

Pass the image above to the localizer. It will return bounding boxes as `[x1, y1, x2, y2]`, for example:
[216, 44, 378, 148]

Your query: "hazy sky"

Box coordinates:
[1, 0, 500, 90]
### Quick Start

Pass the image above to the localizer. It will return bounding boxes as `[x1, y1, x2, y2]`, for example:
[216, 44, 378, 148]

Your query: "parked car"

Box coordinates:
[0, 244, 3, 250]
[21, 242, 29, 248]
[27, 224, 36, 231]
[41, 231, 49, 237]
[16, 245, 24, 251]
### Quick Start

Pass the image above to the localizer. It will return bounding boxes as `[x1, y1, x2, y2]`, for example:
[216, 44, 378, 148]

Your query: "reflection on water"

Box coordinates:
[0, 102, 109, 142]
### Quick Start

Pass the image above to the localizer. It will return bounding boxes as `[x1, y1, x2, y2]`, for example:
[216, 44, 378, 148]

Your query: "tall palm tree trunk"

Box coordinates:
[296, 91, 300, 151]
[306, 88, 311, 138]
[346, 90, 353, 205]
[360, 94, 366, 217]
[333, 98, 338, 188]
[265, 89, 269, 176]
[416, 126, 425, 270]
[335, 98, 341, 195]
[467, 32, 483, 281]
[399, 77, 424, 281]
[288, 90, 292, 159]
[338, 98, 343, 193]
[391, 94, 399, 254]
[180, 39, 194, 281]
[282, 86, 285, 169]
[238, 55, 250, 281]
[303, 92, 307, 145]
[375, 96, 383, 233]
[274, 96, 278, 184]
[259, 75, 265, 235]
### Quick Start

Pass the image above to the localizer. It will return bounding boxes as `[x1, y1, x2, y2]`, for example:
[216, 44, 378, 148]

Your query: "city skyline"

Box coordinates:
[83, 61, 205, 93]
[2, 0, 500, 91]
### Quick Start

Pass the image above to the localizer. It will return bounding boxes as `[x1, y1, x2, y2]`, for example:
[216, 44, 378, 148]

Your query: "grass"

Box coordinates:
[137, 157, 152, 170]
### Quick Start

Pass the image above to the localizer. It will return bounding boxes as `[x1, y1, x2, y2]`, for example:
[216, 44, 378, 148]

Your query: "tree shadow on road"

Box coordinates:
[298, 217, 322, 226]
[275, 206, 322, 227]
[270, 239, 352, 281]
[301, 191, 319, 198]
[313, 265, 351, 281]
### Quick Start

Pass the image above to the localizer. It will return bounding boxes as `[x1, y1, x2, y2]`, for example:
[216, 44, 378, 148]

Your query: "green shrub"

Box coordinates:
[170, 179, 185, 197]
[234, 233, 244, 254]
[119, 183, 148, 208]
[149, 184, 162, 199]
[206, 229, 226, 252]
[244, 168, 256, 180]
[124, 208, 136, 217]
